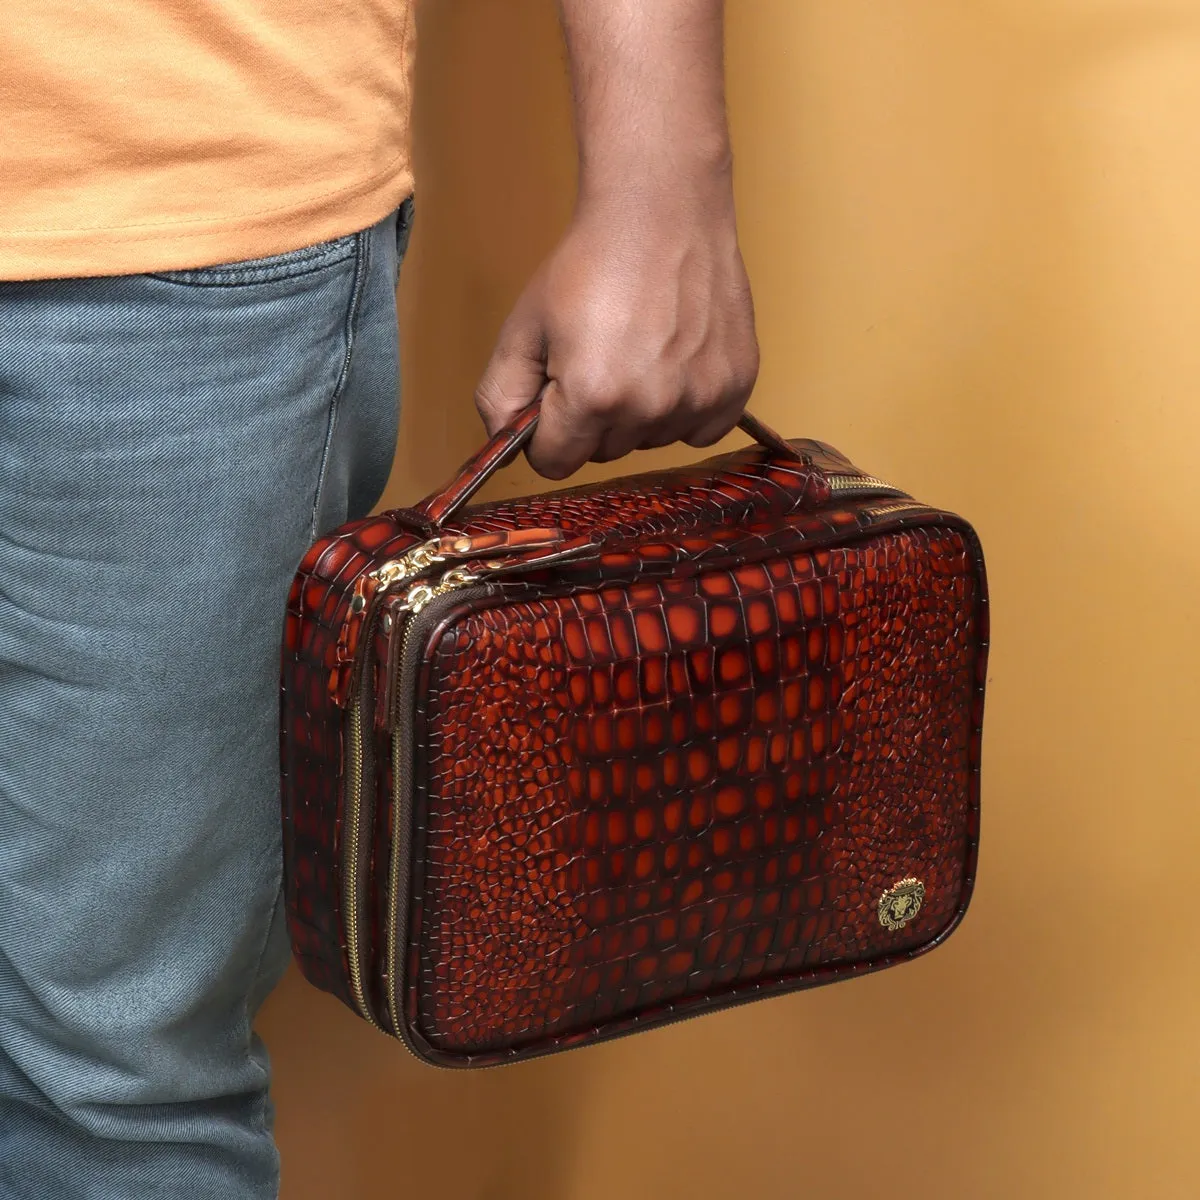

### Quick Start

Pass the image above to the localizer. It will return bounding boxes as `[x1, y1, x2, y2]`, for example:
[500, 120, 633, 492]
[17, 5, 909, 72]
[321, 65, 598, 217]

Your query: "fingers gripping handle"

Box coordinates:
[416, 402, 544, 528]
[737, 410, 807, 463]
[412, 398, 808, 530]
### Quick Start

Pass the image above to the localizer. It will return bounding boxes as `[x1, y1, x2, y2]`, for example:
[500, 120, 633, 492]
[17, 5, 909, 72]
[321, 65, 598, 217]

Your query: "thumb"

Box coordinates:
[474, 306, 548, 437]
[525, 381, 604, 480]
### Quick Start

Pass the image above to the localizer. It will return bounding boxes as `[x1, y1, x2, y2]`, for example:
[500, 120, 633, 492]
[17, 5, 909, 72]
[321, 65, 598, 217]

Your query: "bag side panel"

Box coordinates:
[281, 515, 417, 1005]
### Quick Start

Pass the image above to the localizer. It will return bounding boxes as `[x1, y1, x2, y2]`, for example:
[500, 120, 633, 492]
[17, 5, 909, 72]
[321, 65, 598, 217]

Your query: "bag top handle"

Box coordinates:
[411, 396, 806, 530]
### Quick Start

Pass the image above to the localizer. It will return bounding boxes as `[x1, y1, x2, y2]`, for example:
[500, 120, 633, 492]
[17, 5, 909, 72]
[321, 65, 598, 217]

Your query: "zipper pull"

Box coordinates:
[434, 527, 565, 559]
[338, 529, 568, 707]
[399, 566, 480, 617]
[362, 526, 566, 625]
[368, 539, 443, 589]
[329, 537, 444, 705]
[332, 572, 379, 671]
[387, 529, 573, 619]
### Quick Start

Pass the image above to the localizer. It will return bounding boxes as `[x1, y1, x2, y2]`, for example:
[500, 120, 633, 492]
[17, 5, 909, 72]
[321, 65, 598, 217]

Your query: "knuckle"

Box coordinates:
[682, 401, 741, 449]
[684, 426, 729, 449]
[692, 347, 755, 402]
[721, 341, 761, 395]
[562, 358, 623, 412]
[591, 391, 628, 419]
[687, 384, 725, 416]
[635, 386, 679, 426]
[737, 347, 762, 394]
[679, 387, 729, 431]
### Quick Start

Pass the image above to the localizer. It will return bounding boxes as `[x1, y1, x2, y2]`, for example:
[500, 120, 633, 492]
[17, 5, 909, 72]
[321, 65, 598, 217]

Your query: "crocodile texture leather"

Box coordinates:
[280, 414, 988, 1066]
[412, 395, 807, 527]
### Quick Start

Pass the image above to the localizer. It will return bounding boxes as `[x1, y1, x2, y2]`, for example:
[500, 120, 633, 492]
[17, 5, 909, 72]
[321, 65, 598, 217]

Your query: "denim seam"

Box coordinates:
[309, 227, 372, 537]
[245, 887, 285, 1142]
[393, 196, 415, 285]
[147, 241, 358, 288]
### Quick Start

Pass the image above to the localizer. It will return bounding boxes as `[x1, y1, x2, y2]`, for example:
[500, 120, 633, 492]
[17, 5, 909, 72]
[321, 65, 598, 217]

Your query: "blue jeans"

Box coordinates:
[0, 203, 412, 1198]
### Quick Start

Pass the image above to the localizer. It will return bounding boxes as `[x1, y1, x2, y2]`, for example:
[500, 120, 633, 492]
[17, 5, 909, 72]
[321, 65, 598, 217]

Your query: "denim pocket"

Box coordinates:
[396, 196, 415, 260]
[149, 231, 360, 288]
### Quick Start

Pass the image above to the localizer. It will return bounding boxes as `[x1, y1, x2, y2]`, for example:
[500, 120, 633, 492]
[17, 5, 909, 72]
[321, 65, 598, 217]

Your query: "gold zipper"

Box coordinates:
[395, 566, 480, 617]
[368, 539, 445, 590]
[862, 500, 930, 519]
[343, 699, 380, 1028]
[340, 537, 444, 1028]
[383, 566, 480, 1043]
[826, 472, 904, 495]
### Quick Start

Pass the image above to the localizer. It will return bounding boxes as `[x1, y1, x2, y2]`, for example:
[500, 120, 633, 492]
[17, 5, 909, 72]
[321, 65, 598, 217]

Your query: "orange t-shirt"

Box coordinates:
[0, 1, 416, 281]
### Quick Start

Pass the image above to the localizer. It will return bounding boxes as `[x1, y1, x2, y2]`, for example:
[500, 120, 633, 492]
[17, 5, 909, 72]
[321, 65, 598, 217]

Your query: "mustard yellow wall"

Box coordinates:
[260, 3, 1200, 1196]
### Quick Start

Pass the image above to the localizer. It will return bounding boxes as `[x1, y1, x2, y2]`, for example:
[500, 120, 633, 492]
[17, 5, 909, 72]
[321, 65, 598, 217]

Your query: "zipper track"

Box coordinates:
[341, 587, 392, 1031]
[343, 700, 381, 1028]
[384, 610, 419, 1048]
[339, 539, 443, 1029]
[383, 584, 492, 1058]
[826, 472, 905, 496]
[862, 500, 931, 520]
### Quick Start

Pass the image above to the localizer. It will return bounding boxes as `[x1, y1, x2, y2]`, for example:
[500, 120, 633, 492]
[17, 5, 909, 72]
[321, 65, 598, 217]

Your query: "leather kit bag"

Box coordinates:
[280, 402, 988, 1068]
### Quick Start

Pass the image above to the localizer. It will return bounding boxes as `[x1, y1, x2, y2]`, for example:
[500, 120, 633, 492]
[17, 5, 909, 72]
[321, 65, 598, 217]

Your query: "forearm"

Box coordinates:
[557, 0, 733, 210]
[476, 0, 757, 472]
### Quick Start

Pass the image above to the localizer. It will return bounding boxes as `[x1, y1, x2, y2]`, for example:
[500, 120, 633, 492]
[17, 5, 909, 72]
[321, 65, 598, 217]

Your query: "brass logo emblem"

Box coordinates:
[878, 878, 925, 931]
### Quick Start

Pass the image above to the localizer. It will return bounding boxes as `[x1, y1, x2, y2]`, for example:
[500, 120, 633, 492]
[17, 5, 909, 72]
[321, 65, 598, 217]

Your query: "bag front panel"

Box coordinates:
[402, 523, 984, 1060]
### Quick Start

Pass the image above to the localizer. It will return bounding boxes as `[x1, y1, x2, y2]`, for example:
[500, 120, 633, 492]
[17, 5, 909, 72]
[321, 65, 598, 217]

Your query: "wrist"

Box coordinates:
[576, 139, 736, 224]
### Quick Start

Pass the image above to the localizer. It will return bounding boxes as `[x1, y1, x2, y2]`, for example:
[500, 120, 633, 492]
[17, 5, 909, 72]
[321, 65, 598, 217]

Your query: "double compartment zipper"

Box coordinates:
[827, 473, 933, 523]
[340, 538, 451, 1029]
[342, 564, 485, 1049]
[336, 469, 926, 1051]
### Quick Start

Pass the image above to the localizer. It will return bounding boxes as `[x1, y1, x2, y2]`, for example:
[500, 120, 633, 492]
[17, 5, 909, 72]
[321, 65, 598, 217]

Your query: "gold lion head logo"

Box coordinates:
[878, 878, 926, 931]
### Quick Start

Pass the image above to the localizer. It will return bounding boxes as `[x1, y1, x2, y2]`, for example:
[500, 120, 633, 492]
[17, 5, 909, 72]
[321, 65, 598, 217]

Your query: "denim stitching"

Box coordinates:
[309, 226, 372, 537]
[245, 886, 285, 1141]
[148, 234, 359, 288]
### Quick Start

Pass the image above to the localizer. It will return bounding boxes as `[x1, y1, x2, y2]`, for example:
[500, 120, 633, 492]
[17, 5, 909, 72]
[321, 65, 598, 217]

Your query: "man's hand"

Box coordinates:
[473, 0, 758, 480]
[475, 190, 758, 479]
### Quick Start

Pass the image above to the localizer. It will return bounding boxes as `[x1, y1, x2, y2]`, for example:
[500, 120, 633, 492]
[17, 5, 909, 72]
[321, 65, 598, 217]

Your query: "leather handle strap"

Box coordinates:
[411, 397, 806, 530]
[417, 401, 544, 528]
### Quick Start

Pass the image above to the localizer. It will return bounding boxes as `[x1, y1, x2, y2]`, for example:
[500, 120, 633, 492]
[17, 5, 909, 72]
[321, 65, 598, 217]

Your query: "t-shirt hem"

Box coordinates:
[0, 165, 416, 282]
